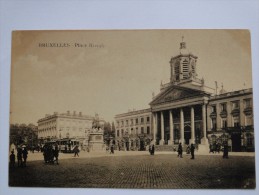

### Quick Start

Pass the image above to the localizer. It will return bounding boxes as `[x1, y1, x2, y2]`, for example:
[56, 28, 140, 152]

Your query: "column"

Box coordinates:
[190, 107, 195, 144]
[201, 104, 209, 145]
[169, 110, 174, 145]
[160, 111, 164, 145]
[180, 108, 184, 144]
[152, 112, 157, 144]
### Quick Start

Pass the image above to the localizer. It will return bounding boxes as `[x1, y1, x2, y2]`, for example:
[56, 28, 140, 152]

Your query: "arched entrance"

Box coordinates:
[184, 125, 191, 145]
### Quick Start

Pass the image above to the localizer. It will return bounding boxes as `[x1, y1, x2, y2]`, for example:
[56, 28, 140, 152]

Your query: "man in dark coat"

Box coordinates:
[17, 147, 23, 167]
[178, 143, 183, 158]
[223, 143, 229, 159]
[10, 150, 15, 168]
[73, 145, 80, 157]
[190, 143, 195, 159]
[151, 144, 155, 155]
[22, 147, 28, 167]
[53, 145, 59, 165]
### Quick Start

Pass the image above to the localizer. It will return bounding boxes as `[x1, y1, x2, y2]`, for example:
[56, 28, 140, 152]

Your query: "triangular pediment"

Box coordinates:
[150, 85, 207, 106]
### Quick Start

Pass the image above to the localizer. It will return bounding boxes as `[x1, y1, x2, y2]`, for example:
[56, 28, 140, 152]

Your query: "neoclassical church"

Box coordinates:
[115, 39, 254, 152]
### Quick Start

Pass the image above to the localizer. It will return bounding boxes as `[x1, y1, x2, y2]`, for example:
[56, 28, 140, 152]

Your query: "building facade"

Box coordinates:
[115, 109, 152, 151]
[37, 111, 105, 144]
[115, 40, 254, 152]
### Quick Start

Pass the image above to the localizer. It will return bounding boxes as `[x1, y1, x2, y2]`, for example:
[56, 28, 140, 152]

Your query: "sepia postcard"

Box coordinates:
[9, 30, 255, 189]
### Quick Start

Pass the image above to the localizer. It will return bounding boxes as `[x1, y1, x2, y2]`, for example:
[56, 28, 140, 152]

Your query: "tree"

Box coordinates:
[9, 123, 38, 149]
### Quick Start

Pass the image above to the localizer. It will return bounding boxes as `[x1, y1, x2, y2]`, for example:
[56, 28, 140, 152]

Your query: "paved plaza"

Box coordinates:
[9, 151, 255, 189]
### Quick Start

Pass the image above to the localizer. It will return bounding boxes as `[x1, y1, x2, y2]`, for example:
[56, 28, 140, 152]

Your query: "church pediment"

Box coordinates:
[150, 85, 207, 106]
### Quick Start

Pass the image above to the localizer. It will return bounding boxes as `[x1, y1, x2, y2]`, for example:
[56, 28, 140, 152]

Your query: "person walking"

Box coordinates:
[73, 145, 80, 157]
[178, 143, 183, 158]
[10, 150, 15, 168]
[190, 143, 195, 159]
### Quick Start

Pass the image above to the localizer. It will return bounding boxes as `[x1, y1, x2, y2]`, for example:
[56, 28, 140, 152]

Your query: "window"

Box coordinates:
[131, 119, 133, 125]
[141, 118, 144, 123]
[221, 118, 227, 128]
[126, 120, 128, 125]
[211, 105, 216, 113]
[117, 130, 120, 137]
[135, 118, 138, 124]
[232, 101, 239, 110]
[233, 116, 240, 127]
[141, 127, 144, 134]
[121, 129, 124, 136]
[244, 99, 252, 109]
[211, 118, 217, 130]
[121, 121, 124, 126]
[245, 115, 253, 126]
[221, 103, 227, 112]
[147, 126, 150, 134]
[147, 117, 150, 122]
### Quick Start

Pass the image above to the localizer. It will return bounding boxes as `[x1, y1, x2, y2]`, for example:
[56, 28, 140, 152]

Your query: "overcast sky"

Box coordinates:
[10, 30, 252, 125]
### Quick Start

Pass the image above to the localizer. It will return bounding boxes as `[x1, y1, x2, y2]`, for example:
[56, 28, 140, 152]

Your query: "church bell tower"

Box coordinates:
[170, 37, 198, 84]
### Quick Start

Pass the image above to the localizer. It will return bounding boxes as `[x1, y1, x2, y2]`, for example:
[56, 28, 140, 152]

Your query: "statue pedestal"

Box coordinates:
[88, 131, 104, 151]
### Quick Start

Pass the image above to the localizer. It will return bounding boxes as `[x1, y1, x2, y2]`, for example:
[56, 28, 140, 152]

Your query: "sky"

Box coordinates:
[10, 30, 252, 125]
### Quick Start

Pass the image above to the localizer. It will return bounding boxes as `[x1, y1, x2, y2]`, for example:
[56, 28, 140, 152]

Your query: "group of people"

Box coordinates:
[210, 142, 229, 158]
[9, 146, 28, 168]
[43, 144, 59, 165]
[177, 143, 195, 159]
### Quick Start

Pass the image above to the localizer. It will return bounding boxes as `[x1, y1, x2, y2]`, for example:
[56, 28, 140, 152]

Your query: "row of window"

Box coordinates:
[117, 126, 151, 137]
[117, 116, 150, 127]
[211, 115, 253, 130]
[210, 99, 252, 113]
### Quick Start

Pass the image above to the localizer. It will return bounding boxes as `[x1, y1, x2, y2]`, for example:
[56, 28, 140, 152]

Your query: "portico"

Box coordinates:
[150, 85, 210, 147]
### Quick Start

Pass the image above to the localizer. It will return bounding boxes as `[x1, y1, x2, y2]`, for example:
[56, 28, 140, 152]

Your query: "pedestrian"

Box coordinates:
[53, 145, 59, 165]
[10, 150, 15, 168]
[17, 147, 23, 167]
[73, 145, 80, 157]
[110, 144, 114, 154]
[223, 143, 229, 159]
[190, 143, 195, 159]
[22, 147, 28, 167]
[151, 144, 155, 155]
[177, 143, 183, 158]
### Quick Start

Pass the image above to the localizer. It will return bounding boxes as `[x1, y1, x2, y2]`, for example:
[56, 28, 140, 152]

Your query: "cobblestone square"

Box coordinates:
[9, 152, 255, 189]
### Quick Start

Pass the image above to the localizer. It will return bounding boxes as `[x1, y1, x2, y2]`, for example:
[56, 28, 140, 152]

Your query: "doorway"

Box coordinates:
[184, 125, 191, 145]
[231, 133, 241, 152]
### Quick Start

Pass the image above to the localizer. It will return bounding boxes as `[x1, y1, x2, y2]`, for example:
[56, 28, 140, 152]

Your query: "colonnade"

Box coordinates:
[152, 104, 208, 145]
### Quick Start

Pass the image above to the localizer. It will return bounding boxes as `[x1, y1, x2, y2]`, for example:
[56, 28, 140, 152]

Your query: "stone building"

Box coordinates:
[115, 109, 152, 151]
[37, 111, 105, 144]
[114, 39, 254, 152]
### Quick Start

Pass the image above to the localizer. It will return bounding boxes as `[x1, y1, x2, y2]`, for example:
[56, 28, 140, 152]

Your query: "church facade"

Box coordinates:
[115, 40, 254, 152]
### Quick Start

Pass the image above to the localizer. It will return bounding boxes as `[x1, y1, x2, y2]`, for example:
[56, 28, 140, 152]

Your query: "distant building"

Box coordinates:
[114, 39, 254, 152]
[115, 109, 152, 151]
[37, 111, 105, 143]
